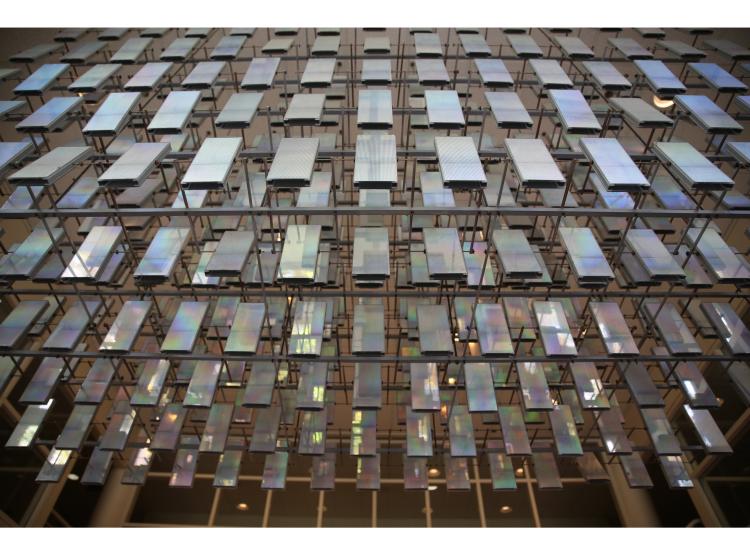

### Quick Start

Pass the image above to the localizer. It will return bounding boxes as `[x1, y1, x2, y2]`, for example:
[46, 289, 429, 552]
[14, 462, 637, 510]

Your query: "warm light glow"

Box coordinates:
[448, 377, 456, 385]
[236, 502, 249, 511]
[428, 467, 440, 477]
[67, 473, 80, 481]
[515, 468, 524, 476]
[427, 485, 438, 491]
[500, 505, 513, 514]
[652, 95, 674, 109]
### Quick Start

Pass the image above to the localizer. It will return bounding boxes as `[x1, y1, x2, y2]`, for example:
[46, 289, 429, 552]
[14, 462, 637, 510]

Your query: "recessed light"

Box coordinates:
[515, 468, 524, 476]
[236, 502, 249, 512]
[427, 485, 438, 491]
[67, 473, 79, 481]
[500, 505, 512, 514]
[428, 467, 440, 477]
[448, 377, 456, 385]
[652, 95, 674, 109]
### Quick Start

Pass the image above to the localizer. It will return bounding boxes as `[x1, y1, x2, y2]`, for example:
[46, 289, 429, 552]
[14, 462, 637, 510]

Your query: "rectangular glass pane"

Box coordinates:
[311, 453, 336, 490]
[5, 399, 54, 447]
[435, 136, 487, 188]
[357, 89, 392, 128]
[151, 403, 188, 450]
[278, 224, 321, 283]
[350, 409, 377, 456]
[184, 360, 222, 408]
[558, 227, 614, 282]
[410, 363, 440, 411]
[644, 301, 701, 355]
[169, 437, 200, 488]
[406, 407, 433, 457]
[403, 457, 428, 490]
[75, 359, 115, 404]
[199, 403, 234, 453]
[284, 93, 325, 125]
[464, 362, 497, 412]
[701, 302, 750, 356]
[448, 405, 476, 457]
[297, 362, 327, 410]
[416, 59, 450, 85]
[683, 405, 732, 453]
[549, 404, 583, 455]
[298, 410, 327, 455]
[300, 58, 335, 87]
[36, 448, 73, 483]
[56, 404, 97, 450]
[445, 455, 471, 491]
[517, 361, 554, 411]
[488, 451, 517, 490]
[225, 302, 265, 354]
[658, 455, 694, 489]
[122, 447, 154, 485]
[147, 91, 200, 134]
[533, 451, 563, 489]
[356, 455, 380, 490]
[20, 357, 66, 404]
[571, 362, 610, 409]
[619, 453, 653, 488]
[43, 299, 101, 351]
[417, 304, 453, 355]
[241, 57, 280, 89]
[134, 227, 191, 283]
[549, 89, 601, 133]
[214, 447, 243, 488]
[81, 447, 113, 485]
[289, 300, 326, 356]
[353, 134, 398, 188]
[498, 405, 531, 455]
[423, 228, 467, 279]
[596, 409, 632, 454]
[352, 228, 390, 279]
[641, 408, 681, 455]
[130, 359, 169, 406]
[242, 362, 276, 407]
[504, 138, 565, 188]
[590, 302, 639, 356]
[474, 303, 512, 356]
[99, 404, 135, 451]
[352, 304, 385, 355]
[625, 229, 685, 280]
[161, 301, 209, 353]
[0, 300, 49, 348]
[100, 300, 151, 353]
[353, 363, 382, 409]
[250, 406, 281, 452]
[475, 59, 514, 88]
[580, 137, 648, 190]
[533, 300, 577, 356]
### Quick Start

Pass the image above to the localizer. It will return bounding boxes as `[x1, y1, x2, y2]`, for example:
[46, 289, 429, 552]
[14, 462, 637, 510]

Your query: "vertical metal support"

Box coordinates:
[89, 466, 142, 527]
[472, 458, 487, 527]
[262, 490, 273, 527]
[604, 463, 660, 527]
[21, 457, 76, 527]
[316, 491, 325, 527]
[424, 490, 433, 528]
[523, 463, 542, 527]
[207, 488, 222, 527]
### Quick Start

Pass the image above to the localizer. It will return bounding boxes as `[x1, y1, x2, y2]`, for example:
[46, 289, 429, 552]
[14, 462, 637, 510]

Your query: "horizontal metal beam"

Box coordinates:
[3, 205, 747, 220]
[0, 347, 741, 365]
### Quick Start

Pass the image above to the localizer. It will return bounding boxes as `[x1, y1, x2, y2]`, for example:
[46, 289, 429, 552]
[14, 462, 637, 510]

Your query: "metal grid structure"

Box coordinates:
[1, 27, 750, 524]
